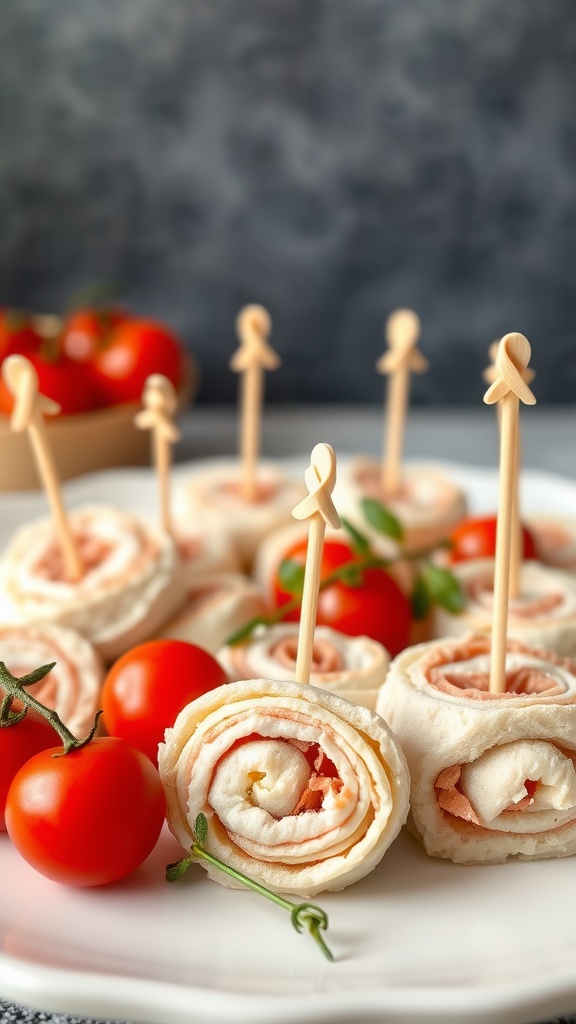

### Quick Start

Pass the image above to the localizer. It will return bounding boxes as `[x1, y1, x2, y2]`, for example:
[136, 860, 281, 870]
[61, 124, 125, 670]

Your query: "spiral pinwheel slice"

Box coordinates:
[0, 504, 186, 661]
[159, 677, 410, 896]
[173, 519, 241, 585]
[157, 572, 267, 654]
[432, 558, 576, 656]
[333, 457, 467, 554]
[527, 516, 576, 573]
[0, 622, 104, 735]
[377, 633, 576, 864]
[173, 458, 307, 569]
[218, 623, 389, 710]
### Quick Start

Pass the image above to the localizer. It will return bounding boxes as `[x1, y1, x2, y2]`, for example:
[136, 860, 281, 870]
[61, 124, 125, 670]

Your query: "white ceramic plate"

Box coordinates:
[2, 459, 576, 1024]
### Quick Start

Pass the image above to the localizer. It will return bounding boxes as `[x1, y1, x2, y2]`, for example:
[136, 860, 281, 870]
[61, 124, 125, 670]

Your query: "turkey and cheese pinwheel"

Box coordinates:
[158, 572, 268, 654]
[173, 459, 306, 569]
[333, 458, 467, 554]
[173, 520, 240, 585]
[218, 623, 389, 711]
[377, 634, 576, 864]
[159, 677, 410, 896]
[0, 622, 103, 736]
[527, 516, 576, 573]
[0, 505, 185, 662]
[432, 558, 576, 656]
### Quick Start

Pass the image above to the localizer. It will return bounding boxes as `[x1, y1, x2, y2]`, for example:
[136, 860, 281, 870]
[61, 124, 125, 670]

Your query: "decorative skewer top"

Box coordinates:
[483, 338, 536, 388]
[134, 374, 182, 444]
[483, 334, 536, 407]
[376, 309, 428, 376]
[230, 305, 281, 373]
[292, 443, 340, 530]
[2, 355, 60, 431]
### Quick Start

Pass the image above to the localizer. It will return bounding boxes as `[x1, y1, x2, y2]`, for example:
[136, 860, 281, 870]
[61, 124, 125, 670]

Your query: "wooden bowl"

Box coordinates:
[0, 356, 198, 492]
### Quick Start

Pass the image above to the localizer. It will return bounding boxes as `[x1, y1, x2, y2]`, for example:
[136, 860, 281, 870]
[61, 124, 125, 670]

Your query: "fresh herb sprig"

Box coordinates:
[167, 813, 334, 961]
[227, 496, 463, 645]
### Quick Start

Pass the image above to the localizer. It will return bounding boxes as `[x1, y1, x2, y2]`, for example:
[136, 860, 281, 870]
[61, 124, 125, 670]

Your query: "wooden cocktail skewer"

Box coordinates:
[291, 443, 341, 685]
[377, 309, 428, 498]
[134, 374, 181, 535]
[2, 354, 84, 581]
[483, 334, 536, 693]
[484, 342, 536, 598]
[230, 305, 281, 503]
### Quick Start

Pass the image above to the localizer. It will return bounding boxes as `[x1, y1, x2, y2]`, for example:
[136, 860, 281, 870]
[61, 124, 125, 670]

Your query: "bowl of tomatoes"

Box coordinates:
[0, 304, 198, 491]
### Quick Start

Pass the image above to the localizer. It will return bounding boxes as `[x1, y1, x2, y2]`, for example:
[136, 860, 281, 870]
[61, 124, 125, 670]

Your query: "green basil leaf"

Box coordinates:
[422, 564, 464, 614]
[340, 517, 372, 556]
[195, 812, 208, 845]
[361, 498, 404, 541]
[339, 564, 365, 588]
[278, 558, 306, 597]
[411, 575, 431, 620]
[224, 616, 267, 646]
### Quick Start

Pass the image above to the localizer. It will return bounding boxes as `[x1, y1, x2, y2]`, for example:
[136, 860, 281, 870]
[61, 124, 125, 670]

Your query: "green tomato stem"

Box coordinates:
[0, 661, 100, 753]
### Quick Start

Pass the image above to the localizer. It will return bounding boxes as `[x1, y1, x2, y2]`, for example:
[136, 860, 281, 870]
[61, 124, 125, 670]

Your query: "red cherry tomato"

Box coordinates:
[5, 736, 166, 886]
[0, 352, 98, 416]
[101, 640, 229, 764]
[273, 539, 412, 657]
[0, 707, 56, 831]
[0, 309, 41, 361]
[91, 319, 186, 405]
[449, 515, 537, 562]
[60, 307, 128, 363]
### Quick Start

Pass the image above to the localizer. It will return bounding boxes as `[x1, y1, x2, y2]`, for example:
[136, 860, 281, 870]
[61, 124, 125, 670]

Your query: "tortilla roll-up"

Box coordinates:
[218, 623, 389, 710]
[157, 572, 268, 654]
[159, 677, 410, 896]
[0, 622, 103, 736]
[173, 458, 306, 569]
[377, 633, 576, 864]
[432, 558, 576, 656]
[0, 505, 185, 662]
[174, 520, 241, 584]
[333, 458, 467, 553]
[527, 516, 576, 573]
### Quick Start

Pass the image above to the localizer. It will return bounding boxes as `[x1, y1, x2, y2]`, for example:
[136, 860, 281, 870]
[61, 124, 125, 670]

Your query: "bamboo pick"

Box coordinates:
[483, 334, 536, 693]
[377, 309, 428, 498]
[230, 305, 280, 503]
[291, 443, 341, 685]
[134, 374, 181, 535]
[2, 354, 84, 581]
[484, 343, 536, 599]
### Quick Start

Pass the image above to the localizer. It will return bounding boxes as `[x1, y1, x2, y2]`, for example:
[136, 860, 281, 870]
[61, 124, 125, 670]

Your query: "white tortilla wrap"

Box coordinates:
[0, 621, 104, 737]
[218, 623, 389, 710]
[377, 633, 576, 864]
[333, 457, 467, 553]
[172, 458, 306, 568]
[158, 572, 267, 654]
[159, 677, 410, 896]
[0, 504, 185, 662]
[432, 559, 576, 656]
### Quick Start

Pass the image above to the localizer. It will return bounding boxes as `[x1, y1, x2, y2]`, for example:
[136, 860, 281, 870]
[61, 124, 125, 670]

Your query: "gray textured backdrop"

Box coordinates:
[1, 0, 575, 404]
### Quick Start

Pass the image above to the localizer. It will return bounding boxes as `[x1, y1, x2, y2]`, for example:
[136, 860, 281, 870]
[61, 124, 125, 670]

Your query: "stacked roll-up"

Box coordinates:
[432, 558, 576, 656]
[218, 623, 389, 710]
[173, 458, 307, 568]
[333, 458, 467, 553]
[0, 505, 185, 661]
[0, 622, 103, 735]
[377, 633, 576, 864]
[158, 572, 268, 654]
[159, 677, 410, 896]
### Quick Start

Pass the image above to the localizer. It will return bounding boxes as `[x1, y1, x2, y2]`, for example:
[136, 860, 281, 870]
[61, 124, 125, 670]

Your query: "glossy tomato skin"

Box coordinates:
[60, 307, 128, 363]
[0, 708, 56, 831]
[91, 319, 185, 405]
[0, 351, 98, 416]
[449, 515, 536, 562]
[5, 737, 166, 886]
[274, 539, 412, 658]
[0, 309, 41, 361]
[101, 640, 229, 764]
